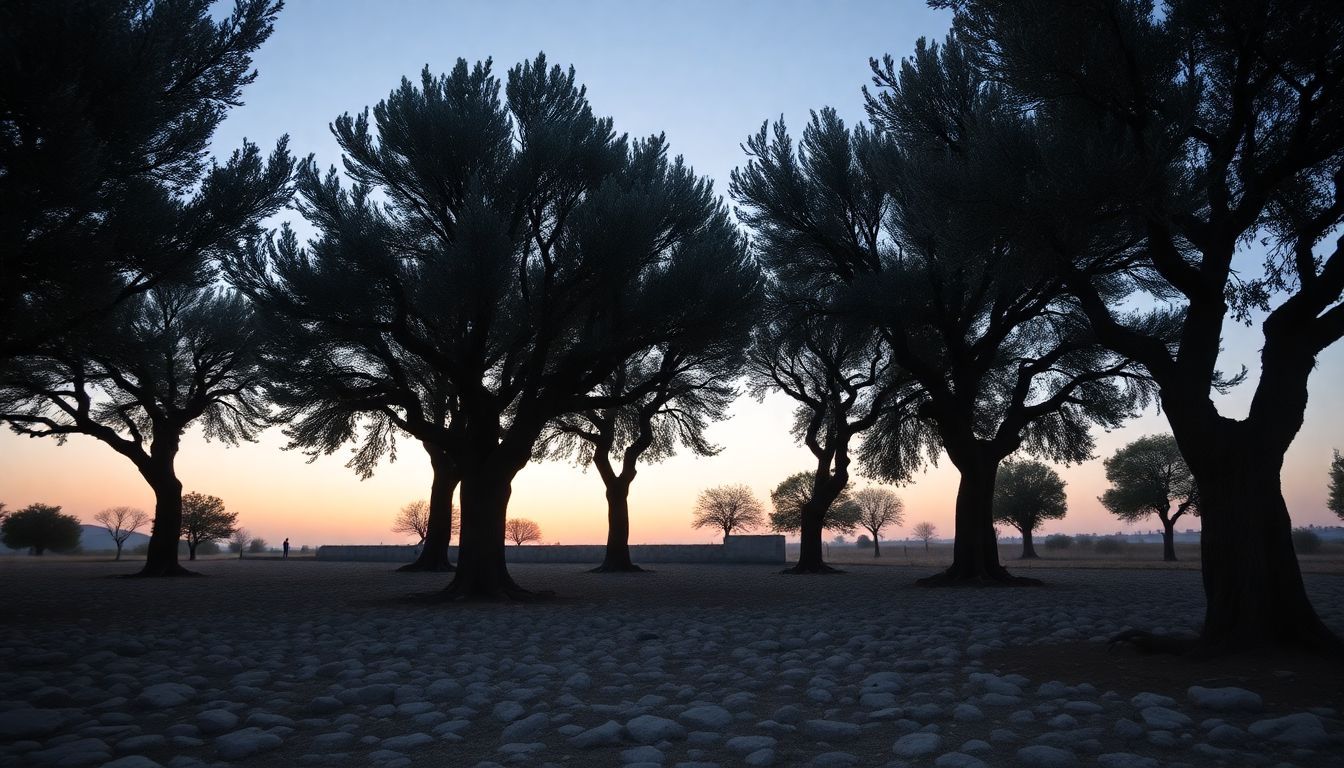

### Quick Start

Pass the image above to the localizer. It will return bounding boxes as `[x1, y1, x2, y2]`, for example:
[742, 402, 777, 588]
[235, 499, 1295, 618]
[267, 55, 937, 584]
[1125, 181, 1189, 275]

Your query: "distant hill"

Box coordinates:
[78, 524, 151, 552]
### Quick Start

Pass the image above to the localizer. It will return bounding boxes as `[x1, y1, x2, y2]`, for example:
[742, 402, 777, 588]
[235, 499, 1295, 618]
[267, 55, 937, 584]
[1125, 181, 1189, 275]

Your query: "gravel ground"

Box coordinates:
[1, 559, 1341, 768]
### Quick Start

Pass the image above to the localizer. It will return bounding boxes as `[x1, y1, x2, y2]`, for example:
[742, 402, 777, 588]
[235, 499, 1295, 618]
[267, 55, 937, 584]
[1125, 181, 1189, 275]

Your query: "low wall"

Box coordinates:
[316, 535, 785, 565]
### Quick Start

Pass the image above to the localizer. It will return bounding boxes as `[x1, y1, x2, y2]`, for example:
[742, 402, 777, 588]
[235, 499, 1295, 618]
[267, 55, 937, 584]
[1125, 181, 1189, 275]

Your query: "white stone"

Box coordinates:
[801, 720, 860, 741]
[500, 712, 548, 742]
[726, 735, 776, 754]
[1139, 706, 1191, 730]
[492, 701, 525, 722]
[195, 709, 238, 735]
[381, 733, 432, 750]
[135, 683, 195, 709]
[1247, 712, 1329, 748]
[678, 705, 733, 730]
[215, 727, 283, 759]
[569, 719, 624, 748]
[625, 714, 686, 743]
[935, 752, 988, 768]
[1186, 686, 1262, 712]
[621, 745, 664, 764]
[892, 732, 941, 757]
[1014, 745, 1078, 768]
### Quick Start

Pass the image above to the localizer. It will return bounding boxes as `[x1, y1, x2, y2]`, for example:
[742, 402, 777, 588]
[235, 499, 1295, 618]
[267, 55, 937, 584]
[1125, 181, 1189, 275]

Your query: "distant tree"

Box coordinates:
[0, 0, 286, 363]
[1329, 450, 1344, 522]
[0, 502, 9, 527]
[1044, 534, 1073, 551]
[179, 493, 236, 561]
[769, 472, 862, 539]
[393, 501, 430, 545]
[93, 506, 151, 561]
[855, 534, 872, 549]
[1, 503, 81, 555]
[228, 528, 251, 558]
[692, 485, 766, 538]
[231, 55, 755, 600]
[911, 522, 937, 552]
[994, 460, 1068, 559]
[248, 537, 267, 553]
[1100, 435, 1200, 562]
[505, 519, 542, 547]
[852, 487, 904, 558]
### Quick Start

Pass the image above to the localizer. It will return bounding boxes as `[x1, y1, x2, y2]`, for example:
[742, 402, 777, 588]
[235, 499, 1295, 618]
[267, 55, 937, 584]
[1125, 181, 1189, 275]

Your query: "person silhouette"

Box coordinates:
[283, 538, 290, 559]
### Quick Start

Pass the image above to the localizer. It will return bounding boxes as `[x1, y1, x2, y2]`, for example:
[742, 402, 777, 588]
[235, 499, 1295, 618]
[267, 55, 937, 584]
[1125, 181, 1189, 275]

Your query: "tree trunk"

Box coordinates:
[1181, 431, 1339, 653]
[872, 534, 881, 558]
[593, 475, 643, 572]
[1160, 515, 1178, 563]
[785, 496, 842, 574]
[1020, 528, 1038, 559]
[441, 465, 547, 600]
[400, 448, 459, 573]
[919, 454, 1036, 585]
[114, 542, 123, 561]
[137, 464, 194, 576]
[187, 541, 198, 560]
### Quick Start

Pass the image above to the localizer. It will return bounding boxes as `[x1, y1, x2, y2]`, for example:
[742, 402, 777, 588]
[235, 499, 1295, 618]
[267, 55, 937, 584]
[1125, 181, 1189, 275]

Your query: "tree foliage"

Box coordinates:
[0, 0, 288, 363]
[1, 503, 81, 554]
[768, 472, 861, 534]
[692, 485, 765, 537]
[1100, 434, 1200, 525]
[1329, 450, 1344, 521]
[993, 460, 1068, 535]
[93, 506, 151, 559]
[179, 492, 236, 559]
[504, 518, 542, 546]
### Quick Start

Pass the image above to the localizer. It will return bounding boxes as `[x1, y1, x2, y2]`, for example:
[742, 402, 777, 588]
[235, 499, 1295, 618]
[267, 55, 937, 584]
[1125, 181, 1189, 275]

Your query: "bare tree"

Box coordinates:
[229, 528, 251, 559]
[853, 488, 904, 558]
[393, 500, 430, 545]
[505, 519, 542, 547]
[912, 522, 937, 552]
[692, 485, 766, 538]
[92, 506, 150, 561]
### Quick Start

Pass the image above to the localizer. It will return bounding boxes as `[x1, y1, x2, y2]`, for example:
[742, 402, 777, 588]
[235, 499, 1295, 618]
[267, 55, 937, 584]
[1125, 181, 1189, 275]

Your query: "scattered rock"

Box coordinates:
[1186, 686, 1263, 713]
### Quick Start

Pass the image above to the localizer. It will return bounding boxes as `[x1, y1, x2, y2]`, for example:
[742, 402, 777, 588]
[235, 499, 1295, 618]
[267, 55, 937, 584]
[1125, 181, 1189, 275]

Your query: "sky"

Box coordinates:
[2, 1, 1342, 548]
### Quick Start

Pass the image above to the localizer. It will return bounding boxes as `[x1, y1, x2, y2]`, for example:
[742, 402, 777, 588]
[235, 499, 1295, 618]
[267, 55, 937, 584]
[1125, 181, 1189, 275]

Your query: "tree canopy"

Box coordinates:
[179, 492, 237, 560]
[1, 503, 81, 555]
[1329, 450, 1344, 522]
[1100, 435, 1200, 525]
[692, 485, 765, 538]
[505, 518, 542, 546]
[768, 471, 861, 535]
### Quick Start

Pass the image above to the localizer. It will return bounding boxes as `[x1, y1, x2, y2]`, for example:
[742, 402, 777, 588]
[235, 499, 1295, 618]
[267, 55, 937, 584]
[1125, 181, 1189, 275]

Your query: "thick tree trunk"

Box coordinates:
[1020, 528, 1038, 559]
[137, 464, 194, 576]
[593, 476, 644, 572]
[785, 497, 841, 574]
[1160, 515, 1178, 563]
[400, 448, 459, 573]
[441, 465, 547, 600]
[1182, 433, 1339, 653]
[919, 455, 1035, 586]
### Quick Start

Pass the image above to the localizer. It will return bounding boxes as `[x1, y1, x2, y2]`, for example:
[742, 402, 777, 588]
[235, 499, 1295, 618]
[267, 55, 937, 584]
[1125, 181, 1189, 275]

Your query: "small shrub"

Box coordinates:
[1292, 528, 1323, 555]
[1043, 534, 1073, 550]
[855, 534, 872, 548]
[1094, 537, 1125, 554]
[1074, 534, 1095, 548]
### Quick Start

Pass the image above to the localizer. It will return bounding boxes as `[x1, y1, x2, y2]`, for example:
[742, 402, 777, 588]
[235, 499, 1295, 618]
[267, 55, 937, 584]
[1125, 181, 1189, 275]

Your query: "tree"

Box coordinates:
[1100, 435, 1200, 562]
[393, 500, 431, 544]
[505, 519, 542, 546]
[994, 460, 1068, 559]
[179, 492, 236, 561]
[912, 522, 937, 552]
[1329, 450, 1344, 521]
[852, 487, 904, 557]
[732, 56, 1145, 586]
[945, 0, 1344, 651]
[233, 55, 754, 600]
[769, 472, 862, 539]
[229, 528, 252, 558]
[0, 502, 9, 528]
[536, 294, 757, 573]
[692, 485, 766, 538]
[93, 506, 150, 561]
[0, 0, 286, 364]
[1, 503, 81, 555]
[248, 537, 267, 553]
[2, 286, 281, 576]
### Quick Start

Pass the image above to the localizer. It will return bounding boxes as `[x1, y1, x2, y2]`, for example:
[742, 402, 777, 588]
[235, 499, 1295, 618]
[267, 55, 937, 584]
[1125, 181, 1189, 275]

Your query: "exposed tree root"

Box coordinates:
[782, 563, 845, 574]
[589, 562, 648, 573]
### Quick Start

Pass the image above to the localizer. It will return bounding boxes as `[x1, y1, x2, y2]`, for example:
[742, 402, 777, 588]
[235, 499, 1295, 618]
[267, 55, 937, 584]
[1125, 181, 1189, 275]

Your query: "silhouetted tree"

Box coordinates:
[247, 537, 267, 553]
[993, 460, 1067, 559]
[505, 519, 542, 546]
[93, 506, 150, 561]
[692, 485, 765, 537]
[852, 487, 904, 557]
[536, 289, 757, 572]
[179, 492, 236, 561]
[912, 522, 937, 552]
[2, 286, 275, 575]
[1329, 450, 1344, 522]
[1, 503, 81, 555]
[0, 502, 7, 528]
[1100, 435, 1199, 562]
[229, 226, 463, 573]
[1, 0, 287, 363]
[237, 55, 754, 599]
[769, 471, 862, 540]
[229, 528, 251, 558]
[945, 0, 1344, 651]
[733, 48, 1144, 585]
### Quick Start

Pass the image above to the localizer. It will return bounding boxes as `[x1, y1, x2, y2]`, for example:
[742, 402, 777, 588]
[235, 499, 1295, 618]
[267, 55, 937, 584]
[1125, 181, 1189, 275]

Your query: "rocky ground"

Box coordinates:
[0, 559, 1341, 768]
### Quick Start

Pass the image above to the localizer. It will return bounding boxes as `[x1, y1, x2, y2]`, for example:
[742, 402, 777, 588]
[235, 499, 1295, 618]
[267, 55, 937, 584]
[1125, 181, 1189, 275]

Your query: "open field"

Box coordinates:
[1, 559, 1342, 768]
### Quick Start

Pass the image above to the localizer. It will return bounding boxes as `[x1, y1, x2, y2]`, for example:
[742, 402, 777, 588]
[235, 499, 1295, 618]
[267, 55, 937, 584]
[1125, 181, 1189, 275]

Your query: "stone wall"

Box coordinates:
[315, 535, 786, 565]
